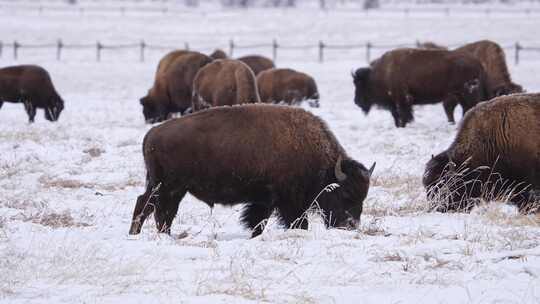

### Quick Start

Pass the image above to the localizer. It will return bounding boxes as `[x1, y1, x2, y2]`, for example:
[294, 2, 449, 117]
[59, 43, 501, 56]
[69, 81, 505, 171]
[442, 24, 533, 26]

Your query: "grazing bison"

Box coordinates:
[455, 40, 523, 97]
[128, 104, 376, 237]
[140, 50, 212, 123]
[353, 48, 488, 127]
[237, 55, 275, 76]
[423, 94, 539, 212]
[257, 68, 320, 108]
[0, 65, 64, 123]
[192, 59, 261, 111]
[209, 49, 228, 60]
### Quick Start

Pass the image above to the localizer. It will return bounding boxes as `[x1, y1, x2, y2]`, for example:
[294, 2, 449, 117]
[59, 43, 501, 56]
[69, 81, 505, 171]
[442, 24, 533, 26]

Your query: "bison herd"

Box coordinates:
[0, 39, 538, 238]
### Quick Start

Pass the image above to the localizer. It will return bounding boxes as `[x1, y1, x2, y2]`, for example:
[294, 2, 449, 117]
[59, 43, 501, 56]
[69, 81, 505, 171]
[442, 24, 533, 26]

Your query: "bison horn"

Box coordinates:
[335, 156, 347, 182]
[368, 162, 376, 178]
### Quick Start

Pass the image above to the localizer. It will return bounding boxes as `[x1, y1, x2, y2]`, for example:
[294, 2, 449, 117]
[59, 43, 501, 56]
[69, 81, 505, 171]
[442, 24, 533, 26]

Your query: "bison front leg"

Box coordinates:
[390, 106, 401, 128]
[23, 100, 36, 123]
[241, 203, 274, 238]
[154, 189, 186, 234]
[395, 103, 412, 128]
[129, 188, 159, 235]
[0, 100, 3, 110]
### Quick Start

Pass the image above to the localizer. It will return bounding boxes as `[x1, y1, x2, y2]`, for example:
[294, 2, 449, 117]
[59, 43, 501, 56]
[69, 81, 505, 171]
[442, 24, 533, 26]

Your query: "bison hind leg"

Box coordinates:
[129, 185, 160, 235]
[241, 203, 274, 238]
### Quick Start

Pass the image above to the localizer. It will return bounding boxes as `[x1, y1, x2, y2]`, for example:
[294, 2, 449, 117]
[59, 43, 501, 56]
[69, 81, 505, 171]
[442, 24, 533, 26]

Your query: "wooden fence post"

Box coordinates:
[515, 42, 521, 65]
[184, 42, 190, 51]
[96, 41, 102, 62]
[445, 7, 450, 16]
[0, 41, 3, 59]
[272, 39, 278, 62]
[140, 40, 146, 62]
[229, 39, 234, 57]
[365, 42, 371, 63]
[56, 39, 63, 61]
[318, 40, 325, 63]
[13, 40, 19, 60]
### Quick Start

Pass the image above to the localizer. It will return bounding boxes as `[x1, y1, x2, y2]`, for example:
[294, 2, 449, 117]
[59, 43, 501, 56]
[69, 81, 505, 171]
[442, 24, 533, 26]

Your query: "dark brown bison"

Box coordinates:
[423, 93, 539, 213]
[191, 59, 261, 111]
[0, 65, 64, 123]
[237, 55, 275, 76]
[353, 48, 488, 127]
[455, 40, 523, 97]
[128, 104, 376, 237]
[257, 68, 320, 108]
[209, 49, 228, 60]
[140, 50, 212, 123]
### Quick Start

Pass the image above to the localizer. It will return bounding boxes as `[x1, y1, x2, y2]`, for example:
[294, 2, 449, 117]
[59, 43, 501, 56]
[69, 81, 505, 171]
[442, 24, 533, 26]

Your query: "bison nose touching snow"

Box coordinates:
[129, 104, 375, 237]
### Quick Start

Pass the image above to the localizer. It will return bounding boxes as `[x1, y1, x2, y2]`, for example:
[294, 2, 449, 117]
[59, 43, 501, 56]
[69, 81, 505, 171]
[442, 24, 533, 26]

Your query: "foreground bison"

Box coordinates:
[129, 104, 375, 237]
[192, 59, 261, 111]
[455, 40, 523, 97]
[257, 68, 320, 108]
[423, 94, 539, 212]
[353, 48, 488, 127]
[140, 50, 212, 123]
[0, 65, 64, 123]
[237, 55, 275, 76]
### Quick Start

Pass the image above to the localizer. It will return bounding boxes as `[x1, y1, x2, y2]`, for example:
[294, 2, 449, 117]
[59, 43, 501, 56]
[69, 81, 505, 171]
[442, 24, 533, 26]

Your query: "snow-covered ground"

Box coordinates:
[1, 7, 540, 304]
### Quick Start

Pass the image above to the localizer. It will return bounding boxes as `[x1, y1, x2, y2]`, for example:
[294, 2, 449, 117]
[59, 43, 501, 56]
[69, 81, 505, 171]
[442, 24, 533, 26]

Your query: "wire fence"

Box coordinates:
[1, 39, 540, 64]
[1, 4, 540, 16]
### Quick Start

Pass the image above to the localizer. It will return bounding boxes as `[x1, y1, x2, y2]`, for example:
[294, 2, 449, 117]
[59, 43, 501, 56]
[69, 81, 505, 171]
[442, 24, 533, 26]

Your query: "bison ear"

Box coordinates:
[335, 156, 347, 182]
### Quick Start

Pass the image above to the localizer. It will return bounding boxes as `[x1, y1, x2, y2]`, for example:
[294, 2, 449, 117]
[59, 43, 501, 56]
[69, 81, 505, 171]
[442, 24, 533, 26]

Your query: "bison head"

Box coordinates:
[352, 68, 373, 114]
[44, 95, 64, 121]
[320, 157, 375, 230]
[209, 49, 228, 60]
[140, 95, 168, 124]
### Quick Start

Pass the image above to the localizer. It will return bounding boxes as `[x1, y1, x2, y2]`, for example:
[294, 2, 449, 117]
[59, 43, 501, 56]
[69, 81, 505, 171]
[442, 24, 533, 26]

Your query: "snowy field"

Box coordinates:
[1, 7, 540, 304]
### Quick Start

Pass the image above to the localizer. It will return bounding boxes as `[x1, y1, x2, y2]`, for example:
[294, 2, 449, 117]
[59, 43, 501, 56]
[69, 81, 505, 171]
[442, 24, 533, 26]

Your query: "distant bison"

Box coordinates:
[237, 55, 275, 76]
[140, 50, 212, 123]
[192, 59, 261, 111]
[257, 68, 320, 108]
[209, 49, 228, 60]
[423, 94, 539, 212]
[0, 65, 64, 123]
[455, 40, 523, 97]
[416, 41, 447, 50]
[353, 48, 488, 127]
[129, 104, 376, 237]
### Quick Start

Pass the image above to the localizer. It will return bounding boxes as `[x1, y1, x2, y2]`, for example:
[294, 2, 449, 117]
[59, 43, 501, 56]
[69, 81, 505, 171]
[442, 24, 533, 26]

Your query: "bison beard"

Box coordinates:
[129, 104, 375, 237]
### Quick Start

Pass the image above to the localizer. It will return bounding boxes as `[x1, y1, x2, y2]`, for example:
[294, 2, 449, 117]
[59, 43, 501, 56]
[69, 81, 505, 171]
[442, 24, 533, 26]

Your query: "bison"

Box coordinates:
[0, 65, 64, 123]
[191, 59, 261, 111]
[140, 50, 212, 123]
[455, 40, 523, 98]
[237, 55, 275, 76]
[128, 104, 376, 237]
[353, 48, 488, 127]
[423, 93, 539, 213]
[209, 49, 228, 60]
[257, 68, 320, 108]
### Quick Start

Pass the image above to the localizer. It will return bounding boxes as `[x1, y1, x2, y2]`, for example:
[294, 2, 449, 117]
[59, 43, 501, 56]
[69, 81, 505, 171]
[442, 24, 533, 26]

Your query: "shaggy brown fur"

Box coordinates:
[455, 40, 523, 97]
[237, 55, 275, 76]
[0, 65, 64, 122]
[192, 59, 261, 111]
[257, 68, 320, 108]
[209, 49, 228, 60]
[353, 48, 488, 127]
[128, 104, 375, 237]
[416, 41, 448, 50]
[140, 50, 212, 123]
[423, 93, 540, 212]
